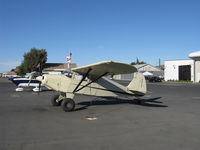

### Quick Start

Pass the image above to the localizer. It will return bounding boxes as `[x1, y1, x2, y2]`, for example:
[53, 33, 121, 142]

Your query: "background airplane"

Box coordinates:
[9, 72, 42, 92]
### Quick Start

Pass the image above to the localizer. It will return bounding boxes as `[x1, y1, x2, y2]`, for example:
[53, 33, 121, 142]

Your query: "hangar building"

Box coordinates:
[164, 60, 194, 81]
[164, 51, 200, 82]
[114, 64, 163, 80]
[189, 51, 200, 82]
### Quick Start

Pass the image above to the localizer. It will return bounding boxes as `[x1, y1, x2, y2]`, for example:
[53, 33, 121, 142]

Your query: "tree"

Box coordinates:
[130, 58, 146, 65]
[17, 48, 47, 75]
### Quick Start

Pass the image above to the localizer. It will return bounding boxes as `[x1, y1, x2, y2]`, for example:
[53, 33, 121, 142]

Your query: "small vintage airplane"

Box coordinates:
[36, 61, 147, 112]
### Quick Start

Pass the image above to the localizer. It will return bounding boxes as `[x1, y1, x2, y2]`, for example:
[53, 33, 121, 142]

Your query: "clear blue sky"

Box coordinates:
[0, 0, 200, 72]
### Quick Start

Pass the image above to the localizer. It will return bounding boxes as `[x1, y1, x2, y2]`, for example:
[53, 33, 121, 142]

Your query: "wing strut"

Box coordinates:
[73, 71, 108, 93]
[73, 68, 92, 93]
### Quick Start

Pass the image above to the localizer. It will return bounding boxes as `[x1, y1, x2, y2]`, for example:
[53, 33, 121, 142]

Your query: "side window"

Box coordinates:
[73, 74, 82, 80]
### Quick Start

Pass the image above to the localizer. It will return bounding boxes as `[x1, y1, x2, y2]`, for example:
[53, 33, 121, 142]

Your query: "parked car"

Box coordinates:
[149, 76, 162, 82]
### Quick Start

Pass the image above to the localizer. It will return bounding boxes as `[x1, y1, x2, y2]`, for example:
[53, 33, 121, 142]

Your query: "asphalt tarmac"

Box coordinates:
[1, 78, 200, 150]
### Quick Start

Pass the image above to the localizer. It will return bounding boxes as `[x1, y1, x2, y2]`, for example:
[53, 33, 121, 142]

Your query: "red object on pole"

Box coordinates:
[66, 52, 72, 63]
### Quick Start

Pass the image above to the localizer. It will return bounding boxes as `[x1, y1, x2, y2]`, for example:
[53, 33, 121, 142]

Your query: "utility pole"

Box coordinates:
[159, 58, 161, 68]
[66, 52, 72, 73]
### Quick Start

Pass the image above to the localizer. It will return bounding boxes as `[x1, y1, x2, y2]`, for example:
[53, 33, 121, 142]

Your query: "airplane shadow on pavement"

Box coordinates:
[76, 97, 167, 111]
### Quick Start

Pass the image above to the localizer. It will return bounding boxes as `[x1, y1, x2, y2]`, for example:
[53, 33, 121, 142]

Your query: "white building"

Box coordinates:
[134, 64, 161, 72]
[189, 51, 200, 82]
[164, 60, 194, 81]
[164, 51, 200, 82]
[114, 64, 163, 80]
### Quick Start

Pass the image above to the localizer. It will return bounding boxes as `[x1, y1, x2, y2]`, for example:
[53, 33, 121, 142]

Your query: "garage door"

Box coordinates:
[179, 65, 191, 81]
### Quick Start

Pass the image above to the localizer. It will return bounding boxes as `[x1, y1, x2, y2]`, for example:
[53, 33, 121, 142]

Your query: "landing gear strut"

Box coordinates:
[51, 94, 62, 106]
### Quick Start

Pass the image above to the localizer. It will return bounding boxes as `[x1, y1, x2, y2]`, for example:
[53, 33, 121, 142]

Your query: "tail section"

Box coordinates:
[127, 72, 147, 96]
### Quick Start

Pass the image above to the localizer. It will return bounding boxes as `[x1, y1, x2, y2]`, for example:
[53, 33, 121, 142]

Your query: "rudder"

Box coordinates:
[127, 72, 147, 96]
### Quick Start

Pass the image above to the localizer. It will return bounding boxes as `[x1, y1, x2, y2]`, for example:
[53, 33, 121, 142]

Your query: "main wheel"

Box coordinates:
[51, 94, 62, 106]
[61, 98, 75, 112]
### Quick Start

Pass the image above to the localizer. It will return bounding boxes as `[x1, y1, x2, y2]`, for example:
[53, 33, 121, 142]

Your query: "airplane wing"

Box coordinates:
[72, 61, 137, 77]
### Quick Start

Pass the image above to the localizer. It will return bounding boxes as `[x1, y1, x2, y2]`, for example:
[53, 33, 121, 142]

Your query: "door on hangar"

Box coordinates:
[179, 65, 191, 81]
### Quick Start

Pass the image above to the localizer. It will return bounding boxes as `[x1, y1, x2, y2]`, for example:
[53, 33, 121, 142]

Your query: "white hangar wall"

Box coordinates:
[189, 51, 200, 82]
[164, 60, 194, 81]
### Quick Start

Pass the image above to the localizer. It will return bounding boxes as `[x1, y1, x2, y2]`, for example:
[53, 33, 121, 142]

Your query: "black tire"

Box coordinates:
[61, 98, 75, 112]
[51, 94, 62, 106]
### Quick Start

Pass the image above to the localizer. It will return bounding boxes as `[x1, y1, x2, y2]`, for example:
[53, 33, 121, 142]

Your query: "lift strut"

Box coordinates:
[73, 70, 108, 93]
[73, 68, 92, 93]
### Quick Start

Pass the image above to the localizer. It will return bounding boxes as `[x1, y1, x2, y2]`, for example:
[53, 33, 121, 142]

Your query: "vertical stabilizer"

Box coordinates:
[127, 72, 147, 96]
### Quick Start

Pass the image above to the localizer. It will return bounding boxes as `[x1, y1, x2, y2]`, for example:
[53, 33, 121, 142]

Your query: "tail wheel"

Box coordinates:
[61, 98, 75, 112]
[51, 94, 62, 106]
